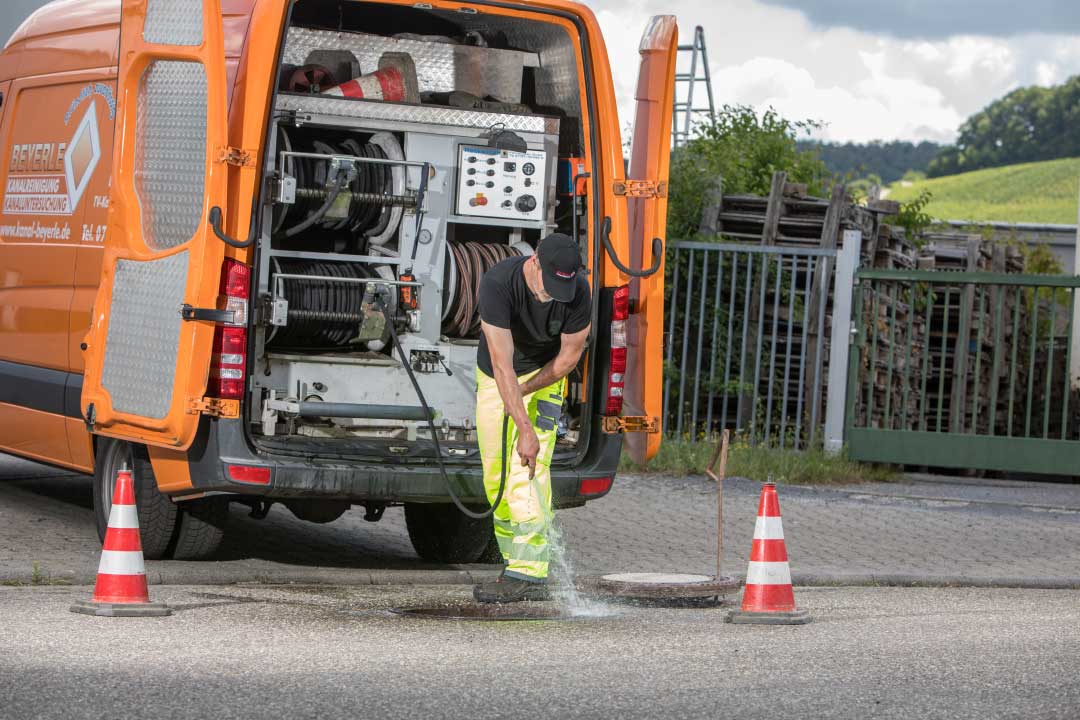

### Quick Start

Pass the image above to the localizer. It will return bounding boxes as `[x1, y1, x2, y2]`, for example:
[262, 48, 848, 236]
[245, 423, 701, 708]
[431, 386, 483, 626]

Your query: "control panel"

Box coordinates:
[455, 145, 547, 222]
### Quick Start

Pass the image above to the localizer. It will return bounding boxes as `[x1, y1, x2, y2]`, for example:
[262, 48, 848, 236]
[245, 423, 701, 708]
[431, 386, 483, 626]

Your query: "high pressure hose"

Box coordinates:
[280, 167, 349, 238]
[382, 302, 508, 520]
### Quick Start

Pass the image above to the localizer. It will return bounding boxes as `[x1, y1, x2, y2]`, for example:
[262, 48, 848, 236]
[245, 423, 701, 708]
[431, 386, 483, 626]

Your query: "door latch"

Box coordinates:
[601, 416, 660, 434]
[180, 304, 236, 324]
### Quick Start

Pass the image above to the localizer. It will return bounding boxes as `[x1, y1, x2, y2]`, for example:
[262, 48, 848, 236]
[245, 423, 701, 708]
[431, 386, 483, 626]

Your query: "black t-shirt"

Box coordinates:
[477, 256, 592, 377]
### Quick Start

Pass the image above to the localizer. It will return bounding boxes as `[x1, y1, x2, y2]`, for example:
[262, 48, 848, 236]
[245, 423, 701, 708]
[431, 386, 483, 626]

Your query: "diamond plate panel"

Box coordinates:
[434, 13, 581, 118]
[283, 27, 538, 103]
[276, 93, 558, 134]
[101, 252, 189, 420]
[144, 0, 204, 46]
[135, 61, 207, 251]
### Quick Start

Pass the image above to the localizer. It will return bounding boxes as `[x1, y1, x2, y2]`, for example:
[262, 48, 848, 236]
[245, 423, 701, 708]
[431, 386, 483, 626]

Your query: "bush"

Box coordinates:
[667, 105, 831, 240]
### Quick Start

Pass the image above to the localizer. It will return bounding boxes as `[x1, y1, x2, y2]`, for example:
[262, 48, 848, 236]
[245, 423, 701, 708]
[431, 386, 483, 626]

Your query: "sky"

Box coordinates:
[1, 1, 1078, 145]
[592, 0, 1080, 144]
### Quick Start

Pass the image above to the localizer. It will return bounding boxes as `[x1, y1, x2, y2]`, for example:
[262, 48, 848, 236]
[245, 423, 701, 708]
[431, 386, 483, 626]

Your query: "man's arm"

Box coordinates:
[519, 325, 591, 396]
[481, 320, 541, 476]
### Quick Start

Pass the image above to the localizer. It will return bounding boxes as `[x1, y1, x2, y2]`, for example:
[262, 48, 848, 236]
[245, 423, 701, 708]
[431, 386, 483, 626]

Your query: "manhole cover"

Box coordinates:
[391, 604, 613, 621]
[579, 573, 741, 600]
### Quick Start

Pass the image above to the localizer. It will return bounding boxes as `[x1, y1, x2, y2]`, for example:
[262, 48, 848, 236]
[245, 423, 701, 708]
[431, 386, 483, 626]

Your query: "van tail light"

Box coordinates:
[209, 259, 250, 400]
[580, 476, 613, 496]
[605, 285, 630, 416]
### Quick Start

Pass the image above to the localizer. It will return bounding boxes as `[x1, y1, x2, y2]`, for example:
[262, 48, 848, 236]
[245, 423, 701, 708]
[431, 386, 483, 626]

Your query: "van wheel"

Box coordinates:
[171, 498, 229, 560]
[93, 439, 177, 560]
[404, 503, 501, 564]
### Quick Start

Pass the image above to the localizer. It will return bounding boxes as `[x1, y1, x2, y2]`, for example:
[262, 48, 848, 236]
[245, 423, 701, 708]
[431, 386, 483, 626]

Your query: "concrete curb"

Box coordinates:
[4, 567, 1078, 590]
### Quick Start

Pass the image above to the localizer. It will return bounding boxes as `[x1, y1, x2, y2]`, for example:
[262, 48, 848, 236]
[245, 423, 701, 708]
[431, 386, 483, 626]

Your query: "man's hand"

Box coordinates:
[517, 424, 540, 478]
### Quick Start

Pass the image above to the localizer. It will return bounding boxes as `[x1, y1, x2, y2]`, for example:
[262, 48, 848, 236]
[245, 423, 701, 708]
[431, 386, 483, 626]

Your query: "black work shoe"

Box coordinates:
[473, 576, 550, 603]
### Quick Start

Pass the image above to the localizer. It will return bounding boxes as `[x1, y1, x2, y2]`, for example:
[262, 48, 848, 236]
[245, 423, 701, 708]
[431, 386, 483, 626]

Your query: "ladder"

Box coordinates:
[672, 26, 716, 148]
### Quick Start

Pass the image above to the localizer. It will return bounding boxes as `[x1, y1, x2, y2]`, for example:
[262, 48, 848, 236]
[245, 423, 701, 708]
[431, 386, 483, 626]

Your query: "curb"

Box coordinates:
[4, 567, 1078, 590]
[0, 565, 505, 588]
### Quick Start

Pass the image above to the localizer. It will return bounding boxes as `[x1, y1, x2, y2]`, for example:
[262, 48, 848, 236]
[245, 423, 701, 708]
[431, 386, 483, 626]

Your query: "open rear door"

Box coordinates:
[81, 0, 230, 450]
[624, 16, 677, 463]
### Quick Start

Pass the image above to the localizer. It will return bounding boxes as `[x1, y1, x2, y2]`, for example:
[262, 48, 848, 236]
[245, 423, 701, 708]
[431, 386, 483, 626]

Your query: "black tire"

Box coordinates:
[93, 439, 177, 560]
[404, 502, 502, 564]
[171, 497, 229, 560]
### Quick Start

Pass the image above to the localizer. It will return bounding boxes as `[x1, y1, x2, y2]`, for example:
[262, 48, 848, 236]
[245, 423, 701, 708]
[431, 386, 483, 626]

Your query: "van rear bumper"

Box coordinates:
[183, 417, 621, 508]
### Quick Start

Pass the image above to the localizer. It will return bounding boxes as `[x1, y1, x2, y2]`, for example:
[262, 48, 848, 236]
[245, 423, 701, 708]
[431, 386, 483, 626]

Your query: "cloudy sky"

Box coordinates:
[2, 1, 1078, 144]
[594, 0, 1080, 143]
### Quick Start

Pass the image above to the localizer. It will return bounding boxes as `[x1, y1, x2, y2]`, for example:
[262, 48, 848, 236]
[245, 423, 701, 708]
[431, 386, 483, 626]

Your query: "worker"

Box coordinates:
[472, 233, 592, 603]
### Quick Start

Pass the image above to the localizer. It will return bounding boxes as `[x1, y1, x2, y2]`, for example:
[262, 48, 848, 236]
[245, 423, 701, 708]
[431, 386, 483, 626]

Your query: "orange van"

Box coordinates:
[0, 0, 673, 561]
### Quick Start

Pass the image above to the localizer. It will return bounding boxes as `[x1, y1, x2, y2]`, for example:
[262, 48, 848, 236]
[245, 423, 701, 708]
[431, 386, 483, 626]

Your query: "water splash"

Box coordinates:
[545, 513, 616, 618]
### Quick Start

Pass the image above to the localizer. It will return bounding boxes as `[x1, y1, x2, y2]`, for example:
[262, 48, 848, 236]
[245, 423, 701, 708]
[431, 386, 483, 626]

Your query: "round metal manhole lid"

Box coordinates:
[580, 573, 742, 599]
[391, 604, 615, 621]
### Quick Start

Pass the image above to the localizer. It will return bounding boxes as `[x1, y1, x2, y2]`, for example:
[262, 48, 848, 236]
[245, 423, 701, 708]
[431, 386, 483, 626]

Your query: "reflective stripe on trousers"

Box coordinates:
[475, 367, 564, 580]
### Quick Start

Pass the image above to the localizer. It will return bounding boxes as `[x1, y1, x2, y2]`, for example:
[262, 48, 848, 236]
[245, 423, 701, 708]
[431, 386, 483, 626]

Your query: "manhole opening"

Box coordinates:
[392, 604, 617, 621]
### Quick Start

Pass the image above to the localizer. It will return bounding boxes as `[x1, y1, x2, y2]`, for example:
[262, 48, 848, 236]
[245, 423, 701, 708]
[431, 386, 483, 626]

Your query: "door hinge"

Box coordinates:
[612, 180, 667, 198]
[217, 146, 256, 168]
[188, 397, 240, 417]
[601, 416, 660, 434]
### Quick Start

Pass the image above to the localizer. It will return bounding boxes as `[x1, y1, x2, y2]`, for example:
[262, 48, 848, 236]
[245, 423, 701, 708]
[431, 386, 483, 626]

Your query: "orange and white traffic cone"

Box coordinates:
[70, 466, 170, 617]
[726, 481, 811, 625]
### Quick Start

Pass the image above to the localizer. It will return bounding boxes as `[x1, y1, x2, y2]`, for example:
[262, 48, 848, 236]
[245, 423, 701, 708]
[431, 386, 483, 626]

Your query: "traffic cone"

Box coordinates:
[70, 466, 170, 617]
[726, 481, 811, 625]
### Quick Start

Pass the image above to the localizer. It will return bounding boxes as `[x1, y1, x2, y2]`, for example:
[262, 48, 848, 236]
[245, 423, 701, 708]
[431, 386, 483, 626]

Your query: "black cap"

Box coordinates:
[537, 233, 581, 303]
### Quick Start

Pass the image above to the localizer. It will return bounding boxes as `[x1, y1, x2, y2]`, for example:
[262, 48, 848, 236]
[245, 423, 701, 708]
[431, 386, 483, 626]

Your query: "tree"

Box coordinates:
[667, 105, 830, 239]
[929, 75, 1080, 177]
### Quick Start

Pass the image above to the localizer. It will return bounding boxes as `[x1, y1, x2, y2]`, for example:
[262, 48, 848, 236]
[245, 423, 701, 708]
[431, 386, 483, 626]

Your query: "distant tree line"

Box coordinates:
[928, 75, 1080, 177]
[796, 140, 942, 185]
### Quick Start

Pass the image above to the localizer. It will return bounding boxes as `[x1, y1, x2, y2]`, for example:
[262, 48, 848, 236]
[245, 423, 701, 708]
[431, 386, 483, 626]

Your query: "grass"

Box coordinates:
[620, 437, 897, 485]
[887, 157, 1080, 224]
[0, 561, 72, 587]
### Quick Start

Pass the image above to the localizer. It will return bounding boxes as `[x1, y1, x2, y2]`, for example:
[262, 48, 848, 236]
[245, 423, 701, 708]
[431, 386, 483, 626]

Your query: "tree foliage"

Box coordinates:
[798, 140, 941, 185]
[667, 105, 830, 239]
[929, 75, 1080, 177]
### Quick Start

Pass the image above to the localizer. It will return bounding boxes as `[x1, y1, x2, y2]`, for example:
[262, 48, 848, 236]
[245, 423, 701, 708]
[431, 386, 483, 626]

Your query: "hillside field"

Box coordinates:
[887, 157, 1080, 224]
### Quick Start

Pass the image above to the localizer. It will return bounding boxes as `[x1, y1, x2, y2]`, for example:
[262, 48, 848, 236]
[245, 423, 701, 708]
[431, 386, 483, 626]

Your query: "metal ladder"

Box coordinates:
[672, 25, 716, 148]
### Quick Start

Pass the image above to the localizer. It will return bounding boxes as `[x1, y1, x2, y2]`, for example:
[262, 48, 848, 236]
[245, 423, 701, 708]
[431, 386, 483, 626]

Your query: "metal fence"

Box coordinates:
[846, 269, 1080, 474]
[662, 240, 839, 449]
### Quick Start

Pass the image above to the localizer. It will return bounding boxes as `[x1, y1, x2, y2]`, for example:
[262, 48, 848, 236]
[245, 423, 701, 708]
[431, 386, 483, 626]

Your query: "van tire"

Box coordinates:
[404, 503, 501, 565]
[171, 498, 229, 560]
[93, 439, 177, 560]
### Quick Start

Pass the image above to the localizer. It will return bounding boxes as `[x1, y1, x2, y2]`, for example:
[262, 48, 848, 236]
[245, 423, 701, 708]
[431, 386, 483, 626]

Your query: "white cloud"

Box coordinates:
[587, 0, 1080, 144]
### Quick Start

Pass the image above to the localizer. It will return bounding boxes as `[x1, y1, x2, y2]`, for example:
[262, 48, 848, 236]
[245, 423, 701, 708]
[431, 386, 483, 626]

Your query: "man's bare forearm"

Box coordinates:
[519, 356, 575, 396]
[494, 363, 532, 431]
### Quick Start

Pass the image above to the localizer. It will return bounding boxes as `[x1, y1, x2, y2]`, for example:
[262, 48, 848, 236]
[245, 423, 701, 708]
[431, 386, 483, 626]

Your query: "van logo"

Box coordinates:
[64, 101, 102, 212]
[2, 100, 101, 217]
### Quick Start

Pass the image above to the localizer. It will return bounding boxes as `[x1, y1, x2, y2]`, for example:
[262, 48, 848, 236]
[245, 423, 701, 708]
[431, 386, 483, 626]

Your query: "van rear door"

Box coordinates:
[624, 15, 677, 463]
[80, 0, 231, 450]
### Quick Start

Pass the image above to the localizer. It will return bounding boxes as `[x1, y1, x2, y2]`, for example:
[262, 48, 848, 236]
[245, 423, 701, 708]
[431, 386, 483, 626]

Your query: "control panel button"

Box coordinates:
[466, 180, 475, 187]
[486, 158, 497, 165]
[467, 168, 477, 175]
[502, 200, 513, 208]
[515, 195, 537, 213]
[504, 186, 514, 193]
[504, 162, 517, 172]
[486, 169, 495, 176]
[485, 181, 495, 188]
[522, 162, 536, 176]
[524, 178, 532, 187]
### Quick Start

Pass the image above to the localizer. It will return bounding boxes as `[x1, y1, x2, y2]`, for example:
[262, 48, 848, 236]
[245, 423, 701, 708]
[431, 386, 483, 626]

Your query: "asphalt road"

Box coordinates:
[2, 584, 1078, 719]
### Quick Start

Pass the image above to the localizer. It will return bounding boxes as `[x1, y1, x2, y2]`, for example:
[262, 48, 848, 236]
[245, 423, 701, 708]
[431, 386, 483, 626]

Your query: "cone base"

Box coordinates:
[70, 599, 171, 617]
[726, 607, 811, 625]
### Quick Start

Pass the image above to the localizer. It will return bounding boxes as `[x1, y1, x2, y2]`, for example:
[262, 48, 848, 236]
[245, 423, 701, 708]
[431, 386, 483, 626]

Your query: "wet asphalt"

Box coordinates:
[2, 584, 1078, 719]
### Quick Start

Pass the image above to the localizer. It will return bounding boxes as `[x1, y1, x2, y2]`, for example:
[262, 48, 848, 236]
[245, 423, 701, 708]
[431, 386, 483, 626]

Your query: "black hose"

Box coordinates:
[382, 303, 507, 520]
[281, 167, 348, 238]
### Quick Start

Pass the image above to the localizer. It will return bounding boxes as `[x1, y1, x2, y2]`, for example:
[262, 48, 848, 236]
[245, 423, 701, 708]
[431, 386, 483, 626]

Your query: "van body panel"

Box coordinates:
[624, 16, 676, 463]
[1, 0, 674, 500]
[80, 0, 233, 449]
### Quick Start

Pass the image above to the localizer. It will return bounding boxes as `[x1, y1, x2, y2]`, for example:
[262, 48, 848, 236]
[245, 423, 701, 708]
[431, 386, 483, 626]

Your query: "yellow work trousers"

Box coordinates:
[475, 368, 564, 581]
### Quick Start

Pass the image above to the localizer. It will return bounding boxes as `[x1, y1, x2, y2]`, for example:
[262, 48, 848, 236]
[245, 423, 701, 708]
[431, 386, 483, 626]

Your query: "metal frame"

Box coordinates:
[662, 239, 840, 449]
[845, 267, 1080, 474]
